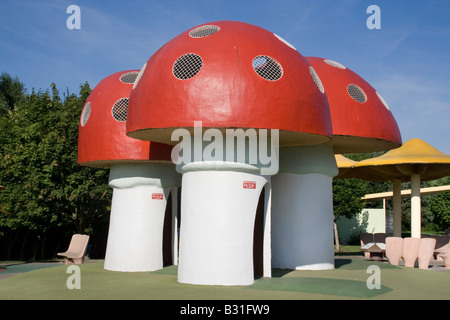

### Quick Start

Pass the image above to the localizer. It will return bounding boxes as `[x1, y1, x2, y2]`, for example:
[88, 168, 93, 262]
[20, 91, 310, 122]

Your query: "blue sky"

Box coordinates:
[1, 0, 449, 154]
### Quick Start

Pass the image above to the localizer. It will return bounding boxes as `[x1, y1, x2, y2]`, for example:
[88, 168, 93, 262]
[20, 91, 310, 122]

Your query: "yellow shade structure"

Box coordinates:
[0, 185, 4, 191]
[355, 138, 450, 181]
[355, 138, 450, 238]
[335, 154, 385, 181]
[335, 154, 358, 179]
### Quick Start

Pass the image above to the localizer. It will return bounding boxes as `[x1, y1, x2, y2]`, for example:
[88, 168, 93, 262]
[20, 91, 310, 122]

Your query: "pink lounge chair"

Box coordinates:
[402, 237, 420, 268]
[57, 234, 90, 265]
[431, 235, 449, 261]
[442, 245, 450, 268]
[418, 238, 436, 270]
[385, 237, 403, 266]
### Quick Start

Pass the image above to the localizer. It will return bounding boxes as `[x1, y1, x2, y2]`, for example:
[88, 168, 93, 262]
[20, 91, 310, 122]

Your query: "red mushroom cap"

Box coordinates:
[78, 70, 172, 167]
[306, 57, 402, 153]
[127, 21, 332, 146]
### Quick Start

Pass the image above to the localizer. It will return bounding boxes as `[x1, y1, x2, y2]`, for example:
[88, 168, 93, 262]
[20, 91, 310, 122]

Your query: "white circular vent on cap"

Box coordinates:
[189, 25, 220, 38]
[252, 55, 283, 81]
[173, 53, 203, 80]
[347, 84, 367, 103]
[120, 71, 139, 84]
[324, 59, 346, 69]
[376, 92, 390, 110]
[309, 67, 325, 93]
[112, 98, 129, 122]
[80, 102, 91, 127]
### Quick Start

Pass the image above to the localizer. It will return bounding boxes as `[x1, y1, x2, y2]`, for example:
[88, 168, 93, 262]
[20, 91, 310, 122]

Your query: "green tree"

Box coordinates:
[426, 177, 450, 232]
[332, 152, 392, 250]
[427, 193, 450, 230]
[333, 177, 367, 251]
[0, 76, 111, 260]
[0, 73, 26, 116]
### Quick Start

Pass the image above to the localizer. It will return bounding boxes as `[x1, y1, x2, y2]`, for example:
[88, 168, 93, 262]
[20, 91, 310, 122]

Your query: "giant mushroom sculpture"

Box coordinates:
[127, 21, 333, 285]
[270, 57, 402, 271]
[355, 138, 450, 238]
[78, 70, 180, 272]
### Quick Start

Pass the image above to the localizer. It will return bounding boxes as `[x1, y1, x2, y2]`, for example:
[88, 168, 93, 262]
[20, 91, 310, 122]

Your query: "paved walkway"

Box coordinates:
[344, 255, 450, 273]
[0, 261, 63, 280]
[416, 259, 450, 273]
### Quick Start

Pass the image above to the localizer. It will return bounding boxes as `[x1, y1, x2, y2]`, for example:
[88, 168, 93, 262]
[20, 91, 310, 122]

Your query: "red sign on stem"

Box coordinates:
[243, 181, 256, 189]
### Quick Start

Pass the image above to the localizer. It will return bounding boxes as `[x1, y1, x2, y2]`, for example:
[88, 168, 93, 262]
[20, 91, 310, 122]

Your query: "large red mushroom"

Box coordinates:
[78, 70, 180, 272]
[127, 21, 331, 146]
[127, 21, 332, 285]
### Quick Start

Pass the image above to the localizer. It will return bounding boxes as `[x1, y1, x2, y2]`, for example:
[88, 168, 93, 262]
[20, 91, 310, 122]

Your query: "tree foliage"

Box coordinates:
[425, 177, 450, 231]
[333, 152, 395, 249]
[333, 177, 367, 221]
[0, 75, 111, 260]
[333, 153, 450, 239]
[0, 73, 26, 116]
[333, 152, 391, 221]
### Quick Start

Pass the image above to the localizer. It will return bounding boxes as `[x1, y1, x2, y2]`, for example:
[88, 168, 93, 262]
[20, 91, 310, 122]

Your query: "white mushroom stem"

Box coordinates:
[104, 162, 180, 272]
[174, 130, 278, 286]
[170, 186, 179, 266]
[411, 173, 421, 238]
[271, 144, 338, 270]
[177, 167, 271, 285]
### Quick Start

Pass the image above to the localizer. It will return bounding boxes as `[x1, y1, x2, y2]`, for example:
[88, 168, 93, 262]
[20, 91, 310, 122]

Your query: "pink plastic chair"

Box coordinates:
[385, 237, 403, 266]
[418, 238, 436, 270]
[402, 237, 420, 268]
[442, 245, 450, 268]
[57, 234, 90, 265]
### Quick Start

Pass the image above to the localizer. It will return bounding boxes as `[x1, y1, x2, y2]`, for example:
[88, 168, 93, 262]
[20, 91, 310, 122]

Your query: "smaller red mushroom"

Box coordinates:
[272, 57, 403, 271]
[78, 70, 180, 272]
[306, 57, 402, 154]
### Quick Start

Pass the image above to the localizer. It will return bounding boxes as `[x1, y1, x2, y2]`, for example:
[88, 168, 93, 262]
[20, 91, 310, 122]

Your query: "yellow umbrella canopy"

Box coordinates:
[335, 154, 358, 179]
[335, 154, 386, 181]
[0, 185, 4, 191]
[354, 138, 450, 238]
[355, 138, 450, 181]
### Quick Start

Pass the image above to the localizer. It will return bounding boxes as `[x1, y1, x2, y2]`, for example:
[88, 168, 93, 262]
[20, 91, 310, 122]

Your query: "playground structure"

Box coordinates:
[77, 70, 180, 272]
[78, 21, 410, 286]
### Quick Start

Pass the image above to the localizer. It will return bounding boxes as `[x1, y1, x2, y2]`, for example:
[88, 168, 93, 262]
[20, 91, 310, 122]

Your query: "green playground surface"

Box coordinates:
[0, 257, 449, 300]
